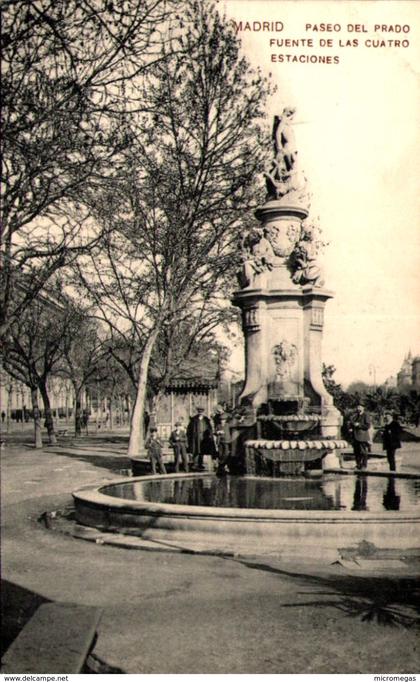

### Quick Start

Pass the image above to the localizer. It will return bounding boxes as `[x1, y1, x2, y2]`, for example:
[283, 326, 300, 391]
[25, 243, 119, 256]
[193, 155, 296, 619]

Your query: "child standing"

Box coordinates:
[145, 427, 167, 475]
[169, 421, 189, 473]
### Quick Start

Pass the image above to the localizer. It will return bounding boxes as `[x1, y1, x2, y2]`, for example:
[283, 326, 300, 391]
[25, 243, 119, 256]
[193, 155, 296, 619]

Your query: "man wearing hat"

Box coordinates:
[169, 420, 189, 472]
[212, 404, 225, 431]
[187, 407, 215, 470]
[349, 404, 372, 470]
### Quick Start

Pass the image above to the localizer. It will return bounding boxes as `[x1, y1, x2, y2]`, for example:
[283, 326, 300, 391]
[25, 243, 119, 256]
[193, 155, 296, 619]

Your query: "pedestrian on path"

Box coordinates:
[381, 412, 402, 472]
[349, 404, 371, 470]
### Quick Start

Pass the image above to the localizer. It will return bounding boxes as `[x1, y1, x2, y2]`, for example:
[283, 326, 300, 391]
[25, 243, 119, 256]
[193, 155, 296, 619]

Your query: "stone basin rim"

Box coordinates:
[72, 473, 420, 522]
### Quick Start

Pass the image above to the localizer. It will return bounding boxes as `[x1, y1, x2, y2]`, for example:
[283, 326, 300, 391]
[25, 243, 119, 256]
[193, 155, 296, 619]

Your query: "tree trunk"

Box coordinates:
[109, 396, 114, 430]
[30, 386, 43, 449]
[74, 388, 82, 436]
[127, 328, 159, 456]
[39, 380, 56, 445]
[126, 394, 131, 425]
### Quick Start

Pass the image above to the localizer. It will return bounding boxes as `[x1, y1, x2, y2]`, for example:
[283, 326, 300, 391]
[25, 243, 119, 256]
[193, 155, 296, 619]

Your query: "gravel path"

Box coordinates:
[1, 433, 419, 674]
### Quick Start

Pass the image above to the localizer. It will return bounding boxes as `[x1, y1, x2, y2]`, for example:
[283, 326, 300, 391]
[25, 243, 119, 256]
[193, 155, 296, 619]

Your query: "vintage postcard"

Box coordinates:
[1, 0, 419, 677]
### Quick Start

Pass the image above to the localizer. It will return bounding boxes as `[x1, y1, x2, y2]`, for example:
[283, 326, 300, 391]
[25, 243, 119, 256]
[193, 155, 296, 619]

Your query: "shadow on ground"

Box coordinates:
[229, 559, 420, 629]
[0, 581, 124, 674]
[47, 449, 132, 476]
[1, 432, 130, 448]
[0, 580, 52, 656]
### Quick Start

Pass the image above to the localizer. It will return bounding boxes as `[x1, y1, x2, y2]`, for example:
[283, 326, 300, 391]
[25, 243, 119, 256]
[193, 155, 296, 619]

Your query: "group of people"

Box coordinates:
[145, 406, 231, 476]
[146, 402, 405, 476]
[348, 404, 402, 471]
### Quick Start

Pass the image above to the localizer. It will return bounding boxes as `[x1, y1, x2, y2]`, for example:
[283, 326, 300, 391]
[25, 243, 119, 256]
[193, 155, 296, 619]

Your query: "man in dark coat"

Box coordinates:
[187, 407, 215, 470]
[349, 404, 371, 470]
[381, 412, 402, 472]
[215, 413, 232, 476]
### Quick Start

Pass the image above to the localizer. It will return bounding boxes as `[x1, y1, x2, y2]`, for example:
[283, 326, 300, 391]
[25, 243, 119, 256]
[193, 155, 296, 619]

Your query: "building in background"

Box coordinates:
[397, 351, 420, 392]
[412, 356, 420, 390]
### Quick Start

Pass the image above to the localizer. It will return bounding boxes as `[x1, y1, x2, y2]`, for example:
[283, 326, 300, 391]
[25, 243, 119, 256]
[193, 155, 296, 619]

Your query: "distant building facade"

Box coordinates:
[397, 351, 420, 392]
[412, 356, 420, 390]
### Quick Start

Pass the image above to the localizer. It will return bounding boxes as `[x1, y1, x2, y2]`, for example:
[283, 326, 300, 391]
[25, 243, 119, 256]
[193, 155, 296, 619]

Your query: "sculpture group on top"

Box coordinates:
[232, 106, 345, 475]
[237, 109, 324, 290]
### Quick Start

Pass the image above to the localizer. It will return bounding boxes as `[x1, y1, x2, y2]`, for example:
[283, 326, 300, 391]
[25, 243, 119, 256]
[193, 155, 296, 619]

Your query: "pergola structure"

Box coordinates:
[154, 359, 220, 440]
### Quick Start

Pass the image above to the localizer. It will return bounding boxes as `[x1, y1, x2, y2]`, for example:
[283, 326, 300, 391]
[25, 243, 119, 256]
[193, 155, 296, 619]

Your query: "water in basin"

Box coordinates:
[100, 475, 419, 512]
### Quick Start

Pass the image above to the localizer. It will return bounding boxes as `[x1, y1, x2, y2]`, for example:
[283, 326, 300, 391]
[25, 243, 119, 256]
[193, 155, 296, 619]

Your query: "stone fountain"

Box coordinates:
[232, 108, 346, 476]
[72, 108, 419, 559]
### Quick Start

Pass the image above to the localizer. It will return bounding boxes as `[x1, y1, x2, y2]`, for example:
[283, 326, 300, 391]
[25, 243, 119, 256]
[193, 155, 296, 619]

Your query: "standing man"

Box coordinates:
[187, 406, 215, 471]
[215, 413, 231, 476]
[381, 412, 402, 472]
[349, 404, 371, 470]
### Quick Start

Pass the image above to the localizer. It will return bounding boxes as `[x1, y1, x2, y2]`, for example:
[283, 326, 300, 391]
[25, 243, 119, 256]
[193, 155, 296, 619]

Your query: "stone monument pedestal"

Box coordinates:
[233, 201, 342, 437]
[230, 110, 345, 475]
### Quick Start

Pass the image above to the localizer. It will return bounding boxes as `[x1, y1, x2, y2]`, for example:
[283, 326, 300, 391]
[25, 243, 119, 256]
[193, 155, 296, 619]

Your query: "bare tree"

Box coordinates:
[2, 287, 77, 446]
[73, 1, 272, 455]
[58, 311, 108, 436]
[1, 0, 175, 339]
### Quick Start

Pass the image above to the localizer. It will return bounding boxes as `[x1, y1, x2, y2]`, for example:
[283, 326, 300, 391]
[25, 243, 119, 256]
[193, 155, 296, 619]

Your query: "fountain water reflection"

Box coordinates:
[100, 475, 419, 513]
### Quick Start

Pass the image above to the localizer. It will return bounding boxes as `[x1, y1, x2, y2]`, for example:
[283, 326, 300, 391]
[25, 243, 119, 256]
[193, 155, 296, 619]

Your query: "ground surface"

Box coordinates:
[1, 425, 419, 674]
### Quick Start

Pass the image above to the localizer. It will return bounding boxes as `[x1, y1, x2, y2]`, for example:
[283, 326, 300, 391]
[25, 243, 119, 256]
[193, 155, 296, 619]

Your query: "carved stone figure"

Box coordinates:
[237, 227, 282, 288]
[272, 341, 298, 378]
[270, 340, 299, 396]
[264, 109, 309, 203]
[291, 235, 325, 287]
[265, 166, 307, 201]
[273, 108, 297, 173]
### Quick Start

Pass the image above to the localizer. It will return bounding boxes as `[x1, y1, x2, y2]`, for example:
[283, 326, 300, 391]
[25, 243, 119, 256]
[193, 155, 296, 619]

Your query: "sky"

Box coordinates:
[221, 0, 420, 388]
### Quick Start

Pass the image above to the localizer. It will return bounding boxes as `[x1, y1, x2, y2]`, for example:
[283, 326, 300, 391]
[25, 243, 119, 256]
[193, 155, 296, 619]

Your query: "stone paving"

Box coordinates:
[1, 429, 419, 674]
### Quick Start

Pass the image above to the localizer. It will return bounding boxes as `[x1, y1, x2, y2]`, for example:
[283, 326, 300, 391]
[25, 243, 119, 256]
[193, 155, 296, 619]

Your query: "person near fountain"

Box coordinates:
[349, 404, 371, 470]
[215, 413, 232, 476]
[187, 407, 215, 471]
[381, 412, 402, 472]
[169, 421, 189, 473]
[145, 427, 167, 475]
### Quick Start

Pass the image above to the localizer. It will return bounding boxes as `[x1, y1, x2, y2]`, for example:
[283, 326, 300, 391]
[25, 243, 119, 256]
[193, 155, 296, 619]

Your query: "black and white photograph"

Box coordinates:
[1, 0, 419, 676]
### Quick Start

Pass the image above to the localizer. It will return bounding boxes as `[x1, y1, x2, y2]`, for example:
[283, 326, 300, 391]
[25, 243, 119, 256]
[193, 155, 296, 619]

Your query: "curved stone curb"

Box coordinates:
[58, 519, 420, 576]
[72, 473, 420, 558]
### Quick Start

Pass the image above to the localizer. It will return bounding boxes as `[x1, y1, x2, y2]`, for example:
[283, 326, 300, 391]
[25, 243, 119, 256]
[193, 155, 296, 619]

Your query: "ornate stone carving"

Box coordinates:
[264, 222, 299, 258]
[269, 340, 299, 398]
[264, 109, 309, 205]
[273, 107, 298, 173]
[237, 227, 283, 288]
[244, 306, 260, 330]
[291, 234, 325, 287]
[311, 307, 324, 328]
[272, 341, 298, 378]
